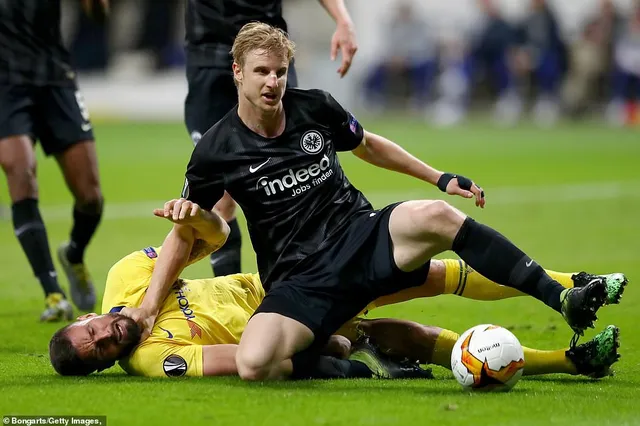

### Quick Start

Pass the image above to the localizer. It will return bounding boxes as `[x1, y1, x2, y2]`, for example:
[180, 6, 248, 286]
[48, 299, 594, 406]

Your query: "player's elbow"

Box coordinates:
[203, 221, 230, 252]
[172, 223, 197, 243]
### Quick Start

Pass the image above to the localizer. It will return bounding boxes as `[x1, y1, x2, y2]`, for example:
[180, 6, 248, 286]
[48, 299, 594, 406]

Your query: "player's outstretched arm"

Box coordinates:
[318, 0, 357, 77]
[352, 131, 486, 208]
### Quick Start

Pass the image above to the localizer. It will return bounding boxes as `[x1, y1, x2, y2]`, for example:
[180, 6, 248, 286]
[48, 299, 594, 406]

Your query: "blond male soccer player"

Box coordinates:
[121, 22, 623, 382]
[49, 239, 622, 379]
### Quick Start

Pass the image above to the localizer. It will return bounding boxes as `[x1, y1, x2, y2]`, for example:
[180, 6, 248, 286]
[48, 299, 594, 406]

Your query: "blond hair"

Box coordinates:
[231, 22, 296, 68]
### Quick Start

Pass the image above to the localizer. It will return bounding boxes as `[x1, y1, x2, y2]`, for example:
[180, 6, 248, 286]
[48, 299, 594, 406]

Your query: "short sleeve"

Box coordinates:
[120, 341, 203, 377]
[182, 136, 225, 211]
[322, 91, 364, 152]
[101, 248, 160, 314]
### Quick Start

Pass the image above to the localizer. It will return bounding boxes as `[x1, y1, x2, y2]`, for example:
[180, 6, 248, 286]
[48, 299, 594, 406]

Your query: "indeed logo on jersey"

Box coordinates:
[256, 154, 333, 197]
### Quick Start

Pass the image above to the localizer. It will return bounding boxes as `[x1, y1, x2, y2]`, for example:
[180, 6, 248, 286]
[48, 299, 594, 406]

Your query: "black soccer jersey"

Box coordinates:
[183, 88, 372, 288]
[0, 0, 74, 86]
[185, 0, 287, 67]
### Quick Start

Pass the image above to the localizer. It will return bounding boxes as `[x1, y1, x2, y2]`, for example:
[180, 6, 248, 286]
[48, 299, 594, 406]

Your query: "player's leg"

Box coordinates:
[237, 312, 429, 381]
[235, 312, 316, 380]
[0, 135, 73, 322]
[237, 288, 425, 381]
[372, 259, 626, 308]
[358, 319, 619, 378]
[371, 259, 577, 308]
[184, 64, 242, 276]
[36, 85, 103, 311]
[387, 200, 608, 335]
[0, 85, 72, 321]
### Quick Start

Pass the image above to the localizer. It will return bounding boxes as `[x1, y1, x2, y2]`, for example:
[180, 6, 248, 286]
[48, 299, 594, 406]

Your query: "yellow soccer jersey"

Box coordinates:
[101, 246, 265, 377]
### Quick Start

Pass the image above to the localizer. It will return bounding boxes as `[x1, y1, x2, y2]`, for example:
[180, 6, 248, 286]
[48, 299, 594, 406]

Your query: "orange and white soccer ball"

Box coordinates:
[451, 324, 525, 392]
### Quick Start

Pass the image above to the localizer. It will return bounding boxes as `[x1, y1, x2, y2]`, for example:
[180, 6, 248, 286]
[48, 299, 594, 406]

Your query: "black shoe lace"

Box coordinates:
[570, 332, 580, 348]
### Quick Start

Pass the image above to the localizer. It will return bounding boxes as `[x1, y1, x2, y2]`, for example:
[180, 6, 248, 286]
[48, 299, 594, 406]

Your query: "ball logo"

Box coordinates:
[460, 329, 524, 390]
[300, 131, 324, 154]
[163, 354, 187, 377]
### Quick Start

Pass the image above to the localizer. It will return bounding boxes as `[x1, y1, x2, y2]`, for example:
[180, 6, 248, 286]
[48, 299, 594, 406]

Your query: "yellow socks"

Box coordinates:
[430, 329, 459, 368]
[443, 259, 575, 301]
[544, 270, 574, 289]
[443, 259, 523, 300]
[522, 347, 577, 376]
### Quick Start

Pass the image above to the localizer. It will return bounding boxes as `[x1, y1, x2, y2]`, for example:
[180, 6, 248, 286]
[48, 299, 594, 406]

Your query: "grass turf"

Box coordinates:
[0, 119, 637, 426]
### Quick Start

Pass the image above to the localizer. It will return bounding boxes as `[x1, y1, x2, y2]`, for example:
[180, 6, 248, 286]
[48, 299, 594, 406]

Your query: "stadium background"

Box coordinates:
[0, 1, 638, 425]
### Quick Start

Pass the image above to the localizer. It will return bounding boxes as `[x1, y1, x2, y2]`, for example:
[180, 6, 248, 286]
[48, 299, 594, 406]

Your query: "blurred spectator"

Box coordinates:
[609, 3, 640, 125]
[431, 34, 469, 126]
[465, 0, 521, 125]
[363, 2, 436, 111]
[134, 0, 184, 70]
[69, 0, 112, 72]
[69, 0, 183, 74]
[561, 14, 610, 116]
[515, 0, 567, 125]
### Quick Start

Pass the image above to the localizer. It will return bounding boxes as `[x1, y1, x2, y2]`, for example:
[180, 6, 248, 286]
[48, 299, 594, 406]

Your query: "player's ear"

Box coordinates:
[232, 62, 243, 84]
[77, 313, 98, 321]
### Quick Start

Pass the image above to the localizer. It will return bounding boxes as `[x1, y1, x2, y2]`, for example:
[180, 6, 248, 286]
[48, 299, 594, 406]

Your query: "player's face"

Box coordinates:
[234, 48, 289, 112]
[67, 313, 142, 365]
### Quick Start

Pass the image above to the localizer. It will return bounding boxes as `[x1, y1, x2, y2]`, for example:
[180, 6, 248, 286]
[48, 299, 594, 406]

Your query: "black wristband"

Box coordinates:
[437, 173, 456, 192]
[437, 173, 475, 192]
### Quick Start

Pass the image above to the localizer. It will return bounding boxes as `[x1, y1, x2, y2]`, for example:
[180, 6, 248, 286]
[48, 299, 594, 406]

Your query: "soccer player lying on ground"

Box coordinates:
[48, 241, 623, 379]
[123, 22, 623, 382]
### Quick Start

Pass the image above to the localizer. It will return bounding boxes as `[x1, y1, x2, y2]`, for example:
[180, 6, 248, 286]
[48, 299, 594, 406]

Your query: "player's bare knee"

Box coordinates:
[1, 162, 38, 199]
[75, 190, 103, 215]
[323, 335, 351, 359]
[236, 349, 273, 381]
[411, 200, 464, 241]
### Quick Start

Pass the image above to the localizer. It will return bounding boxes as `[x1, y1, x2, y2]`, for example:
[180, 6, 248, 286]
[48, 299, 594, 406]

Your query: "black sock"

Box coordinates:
[452, 217, 564, 312]
[66, 201, 103, 264]
[210, 218, 242, 276]
[12, 198, 64, 297]
[291, 351, 372, 379]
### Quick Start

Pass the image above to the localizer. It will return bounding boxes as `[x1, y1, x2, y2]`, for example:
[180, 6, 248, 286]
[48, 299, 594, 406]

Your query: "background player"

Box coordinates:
[185, 0, 358, 277]
[0, 0, 108, 321]
[48, 240, 621, 379]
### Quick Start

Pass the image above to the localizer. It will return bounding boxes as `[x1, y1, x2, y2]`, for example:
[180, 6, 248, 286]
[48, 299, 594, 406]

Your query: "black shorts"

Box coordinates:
[0, 84, 94, 156]
[253, 202, 431, 343]
[184, 60, 298, 143]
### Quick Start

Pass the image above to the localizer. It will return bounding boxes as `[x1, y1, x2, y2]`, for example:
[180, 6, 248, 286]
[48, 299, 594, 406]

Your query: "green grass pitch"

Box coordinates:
[0, 119, 638, 426]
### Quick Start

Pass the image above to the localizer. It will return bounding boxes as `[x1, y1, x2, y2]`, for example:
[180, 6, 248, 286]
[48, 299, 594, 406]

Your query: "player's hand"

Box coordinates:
[153, 198, 204, 224]
[120, 307, 156, 342]
[331, 21, 358, 77]
[437, 173, 486, 208]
